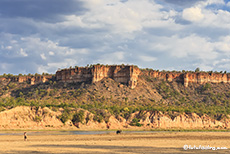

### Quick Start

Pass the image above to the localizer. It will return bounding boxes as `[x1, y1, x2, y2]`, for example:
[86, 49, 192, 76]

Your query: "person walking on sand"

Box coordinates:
[24, 132, 27, 141]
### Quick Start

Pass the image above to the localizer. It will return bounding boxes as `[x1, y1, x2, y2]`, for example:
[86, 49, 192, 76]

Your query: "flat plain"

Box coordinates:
[0, 131, 230, 154]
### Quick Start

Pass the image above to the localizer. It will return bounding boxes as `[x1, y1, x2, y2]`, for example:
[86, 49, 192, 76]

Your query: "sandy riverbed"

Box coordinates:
[0, 132, 229, 154]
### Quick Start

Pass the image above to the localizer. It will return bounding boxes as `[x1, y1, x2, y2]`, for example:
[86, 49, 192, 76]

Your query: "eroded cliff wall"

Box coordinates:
[141, 70, 230, 87]
[56, 65, 140, 89]
[1, 65, 229, 88]
[1, 107, 229, 130]
[183, 72, 230, 87]
[0, 75, 53, 85]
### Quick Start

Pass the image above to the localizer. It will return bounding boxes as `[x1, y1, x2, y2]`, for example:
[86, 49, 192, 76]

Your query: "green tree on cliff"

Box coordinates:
[195, 67, 200, 72]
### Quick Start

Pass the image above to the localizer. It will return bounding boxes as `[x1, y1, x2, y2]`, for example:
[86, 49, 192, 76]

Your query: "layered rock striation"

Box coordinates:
[141, 70, 230, 87]
[1, 65, 230, 88]
[0, 75, 54, 85]
[183, 72, 230, 87]
[56, 65, 140, 89]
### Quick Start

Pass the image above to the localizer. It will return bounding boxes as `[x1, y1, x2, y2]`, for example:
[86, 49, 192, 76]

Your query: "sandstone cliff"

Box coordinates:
[0, 75, 53, 85]
[0, 107, 229, 130]
[56, 65, 140, 89]
[141, 70, 230, 87]
[55, 65, 230, 88]
[1, 65, 230, 88]
[71, 110, 230, 130]
[129, 111, 229, 129]
[183, 72, 230, 87]
[0, 106, 74, 129]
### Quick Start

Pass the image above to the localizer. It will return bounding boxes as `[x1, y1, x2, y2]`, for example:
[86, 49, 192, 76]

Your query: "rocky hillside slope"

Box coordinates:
[0, 64, 230, 130]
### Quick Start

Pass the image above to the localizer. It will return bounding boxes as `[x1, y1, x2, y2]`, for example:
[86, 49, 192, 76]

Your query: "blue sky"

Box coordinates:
[0, 0, 230, 74]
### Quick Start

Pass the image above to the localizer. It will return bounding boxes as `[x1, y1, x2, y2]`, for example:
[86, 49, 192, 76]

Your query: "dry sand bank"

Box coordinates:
[0, 132, 229, 154]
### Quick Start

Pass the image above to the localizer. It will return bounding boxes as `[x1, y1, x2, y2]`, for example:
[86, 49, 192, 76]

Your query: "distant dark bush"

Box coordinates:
[72, 110, 85, 124]
[130, 118, 143, 127]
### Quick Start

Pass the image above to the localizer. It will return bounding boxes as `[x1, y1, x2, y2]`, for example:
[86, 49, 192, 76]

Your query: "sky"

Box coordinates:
[0, 0, 230, 74]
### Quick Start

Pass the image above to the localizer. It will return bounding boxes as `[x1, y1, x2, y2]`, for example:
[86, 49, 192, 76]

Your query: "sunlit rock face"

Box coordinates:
[183, 72, 230, 87]
[1, 75, 53, 85]
[141, 70, 230, 87]
[56, 65, 230, 88]
[56, 65, 140, 89]
[3, 65, 228, 88]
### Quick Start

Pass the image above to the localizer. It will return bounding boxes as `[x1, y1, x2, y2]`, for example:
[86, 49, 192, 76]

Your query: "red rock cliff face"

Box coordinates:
[2, 66, 229, 88]
[141, 70, 230, 87]
[141, 70, 184, 83]
[0, 75, 53, 85]
[56, 65, 140, 89]
[55, 65, 230, 88]
[184, 72, 230, 87]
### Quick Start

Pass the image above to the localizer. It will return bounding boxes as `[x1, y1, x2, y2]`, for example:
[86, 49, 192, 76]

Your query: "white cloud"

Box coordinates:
[198, 9, 230, 28]
[19, 48, 28, 57]
[182, 7, 204, 22]
[65, 48, 89, 55]
[38, 62, 69, 74]
[38, 57, 79, 73]
[18, 37, 89, 58]
[171, 35, 216, 60]
[139, 55, 157, 62]
[214, 36, 230, 53]
[40, 53, 46, 60]
[0, 33, 90, 73]
[148, 34, 217, 61]
[198, 0, 225, 6]
[62, 0, 181, 36]
[49, 51, 54, 55]
[183, 0, 230, 29]
[71, 0, 167, 34]
[1, 0, 230, 74]
[5, 46, 12, 50]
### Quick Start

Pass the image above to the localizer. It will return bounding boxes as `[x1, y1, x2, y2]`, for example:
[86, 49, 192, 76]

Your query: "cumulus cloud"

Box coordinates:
[0, 0, 230, 74]
[79, 0, 164, 33]
[182, 7, 204, 22]
[0, 33, 90, 74]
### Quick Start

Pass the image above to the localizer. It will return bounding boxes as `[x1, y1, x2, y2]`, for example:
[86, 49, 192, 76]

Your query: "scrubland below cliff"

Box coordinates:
[0, 71, 230, 130]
